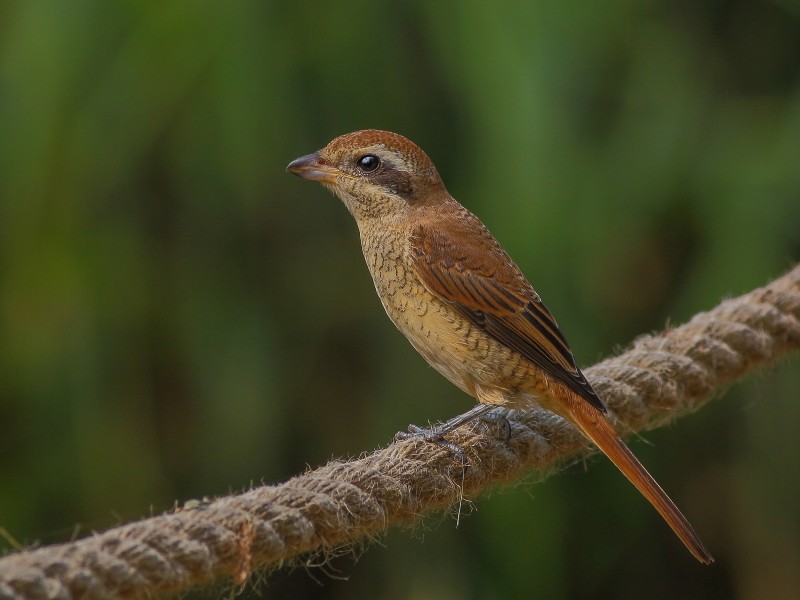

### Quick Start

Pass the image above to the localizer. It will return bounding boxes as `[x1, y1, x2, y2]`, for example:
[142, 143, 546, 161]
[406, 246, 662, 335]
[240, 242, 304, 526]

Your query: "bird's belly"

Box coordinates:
[360, 240, 535, 404]
[377, 278, 530, 402]
[386, 293, 476, 395]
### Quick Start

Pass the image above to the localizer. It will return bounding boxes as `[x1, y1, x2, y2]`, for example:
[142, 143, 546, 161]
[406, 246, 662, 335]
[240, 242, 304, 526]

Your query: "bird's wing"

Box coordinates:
[409, 214, 605, 412]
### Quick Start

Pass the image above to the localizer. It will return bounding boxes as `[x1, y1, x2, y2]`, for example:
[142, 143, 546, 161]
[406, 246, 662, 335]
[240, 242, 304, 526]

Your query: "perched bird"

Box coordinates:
[287, 130, 713, 563]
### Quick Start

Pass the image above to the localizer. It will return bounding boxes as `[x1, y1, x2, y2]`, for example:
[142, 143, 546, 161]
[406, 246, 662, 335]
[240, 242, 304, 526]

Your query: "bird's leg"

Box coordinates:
[396, 403, 496, 441]
[394, 404, 507, 459]
[476, 409, 512, 443]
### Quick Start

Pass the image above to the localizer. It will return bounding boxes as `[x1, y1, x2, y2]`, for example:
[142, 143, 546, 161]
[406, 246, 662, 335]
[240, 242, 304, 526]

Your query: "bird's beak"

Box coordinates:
[286, 152, 340, 183]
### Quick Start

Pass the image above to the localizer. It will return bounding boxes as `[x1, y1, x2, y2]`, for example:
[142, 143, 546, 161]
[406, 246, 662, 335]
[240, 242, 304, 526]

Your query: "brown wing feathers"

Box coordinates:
[411, 219, 606, 412]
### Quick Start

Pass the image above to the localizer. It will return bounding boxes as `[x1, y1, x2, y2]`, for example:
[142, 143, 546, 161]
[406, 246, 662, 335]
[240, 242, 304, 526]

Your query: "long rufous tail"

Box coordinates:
[558, 389, 714, 564]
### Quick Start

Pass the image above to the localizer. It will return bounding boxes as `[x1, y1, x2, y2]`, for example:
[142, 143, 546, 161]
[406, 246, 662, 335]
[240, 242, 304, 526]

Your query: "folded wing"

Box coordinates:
[410, 215, 605, 412]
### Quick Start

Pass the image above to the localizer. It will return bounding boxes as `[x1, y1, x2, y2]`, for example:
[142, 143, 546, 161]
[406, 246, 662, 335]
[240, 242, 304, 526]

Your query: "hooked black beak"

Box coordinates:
[286, 152, 340, 183]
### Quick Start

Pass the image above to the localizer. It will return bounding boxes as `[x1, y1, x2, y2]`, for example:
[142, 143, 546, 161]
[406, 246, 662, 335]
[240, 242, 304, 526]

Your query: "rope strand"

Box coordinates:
[1, 266, 799, 600]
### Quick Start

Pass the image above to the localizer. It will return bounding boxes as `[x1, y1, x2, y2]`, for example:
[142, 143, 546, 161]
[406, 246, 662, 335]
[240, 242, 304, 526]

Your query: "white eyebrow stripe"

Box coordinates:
[362, 145, 412, 173]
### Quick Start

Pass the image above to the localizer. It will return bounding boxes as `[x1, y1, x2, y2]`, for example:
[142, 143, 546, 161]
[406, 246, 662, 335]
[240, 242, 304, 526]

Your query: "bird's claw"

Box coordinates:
[394, 408, 512, 464]
[394, 423, 442, 441]
[394, 425, 468, 465]
[478, 409, 513, 443]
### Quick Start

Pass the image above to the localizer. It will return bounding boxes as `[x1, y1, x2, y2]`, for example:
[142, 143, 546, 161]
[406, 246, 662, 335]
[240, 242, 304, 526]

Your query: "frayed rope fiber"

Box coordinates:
[2, 265, 800, 600]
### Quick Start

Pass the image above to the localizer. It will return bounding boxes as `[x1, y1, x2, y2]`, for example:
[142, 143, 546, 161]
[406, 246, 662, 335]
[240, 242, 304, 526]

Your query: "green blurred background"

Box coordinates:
[1, 1, 799, 598]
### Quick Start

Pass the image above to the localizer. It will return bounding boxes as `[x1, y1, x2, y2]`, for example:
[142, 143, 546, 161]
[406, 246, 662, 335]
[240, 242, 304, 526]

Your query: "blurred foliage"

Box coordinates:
[1, 1, 799, 599]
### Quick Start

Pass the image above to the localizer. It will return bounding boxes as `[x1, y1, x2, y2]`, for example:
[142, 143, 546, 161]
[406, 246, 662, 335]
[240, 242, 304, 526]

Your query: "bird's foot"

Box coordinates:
[477, 409, 512, 443]
[395, 424, 468, 463]
[393, 404, 511, 463]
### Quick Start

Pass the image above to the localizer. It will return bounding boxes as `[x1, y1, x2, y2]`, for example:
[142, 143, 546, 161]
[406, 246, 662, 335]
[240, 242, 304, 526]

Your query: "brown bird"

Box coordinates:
[287, 129, 713, 564]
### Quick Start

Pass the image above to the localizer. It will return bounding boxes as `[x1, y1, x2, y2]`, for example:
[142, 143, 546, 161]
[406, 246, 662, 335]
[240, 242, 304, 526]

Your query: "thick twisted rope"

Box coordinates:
[2, 266, 799, 600]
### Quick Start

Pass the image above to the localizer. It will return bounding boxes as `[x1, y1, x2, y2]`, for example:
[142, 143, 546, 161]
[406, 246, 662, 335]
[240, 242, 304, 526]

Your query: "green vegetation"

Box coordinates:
[1, 2, 798, 598]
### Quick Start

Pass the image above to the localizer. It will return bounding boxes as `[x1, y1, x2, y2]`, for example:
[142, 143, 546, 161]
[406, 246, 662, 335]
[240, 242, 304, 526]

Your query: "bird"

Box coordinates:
[286, 129, 713, 564]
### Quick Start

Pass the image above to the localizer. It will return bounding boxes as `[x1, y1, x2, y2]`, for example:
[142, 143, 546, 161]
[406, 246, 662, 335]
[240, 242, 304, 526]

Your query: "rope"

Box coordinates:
[1, 265, 799, 600]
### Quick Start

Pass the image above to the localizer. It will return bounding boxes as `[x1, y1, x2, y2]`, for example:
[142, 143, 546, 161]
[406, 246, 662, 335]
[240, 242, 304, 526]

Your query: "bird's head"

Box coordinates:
[287, 130, 445, 221]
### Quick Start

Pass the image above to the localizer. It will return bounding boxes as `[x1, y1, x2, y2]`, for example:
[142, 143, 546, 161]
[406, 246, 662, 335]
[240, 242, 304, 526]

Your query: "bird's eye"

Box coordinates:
[356, 154, 380, 173]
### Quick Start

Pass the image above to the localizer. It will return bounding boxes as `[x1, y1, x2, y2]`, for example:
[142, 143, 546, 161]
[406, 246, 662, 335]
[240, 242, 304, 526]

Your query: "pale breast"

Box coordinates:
[358, 227, 533, 403]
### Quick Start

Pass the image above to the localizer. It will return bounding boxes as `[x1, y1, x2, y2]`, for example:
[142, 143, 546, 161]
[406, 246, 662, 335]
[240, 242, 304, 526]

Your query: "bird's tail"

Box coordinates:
[558, 389, 714, 564]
